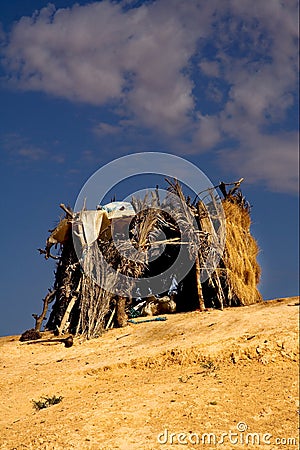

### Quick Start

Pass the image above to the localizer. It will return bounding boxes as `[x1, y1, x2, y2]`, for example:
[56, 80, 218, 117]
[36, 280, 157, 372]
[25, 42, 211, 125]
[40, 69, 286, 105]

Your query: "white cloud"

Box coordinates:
[219, 131, 299, 194]
[93, 122, 122, 136]
[199, 60, 220, 78]
[1, 133, 64, 164]
[2, 1, 210, 134]
[18, 146, 47, 160]
[193, 114, 222, 150]
[1, 0, 298, 193]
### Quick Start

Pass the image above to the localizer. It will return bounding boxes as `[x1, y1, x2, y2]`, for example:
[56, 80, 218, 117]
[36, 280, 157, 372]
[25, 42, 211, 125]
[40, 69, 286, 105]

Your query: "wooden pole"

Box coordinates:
[116, 296, 128, 327]
[105, 306, 116, 330]
[32, 289, 56, 332]
[59, 203, 74, 218]
[57, 279, 81, 335]
[195, 255, 205, 311]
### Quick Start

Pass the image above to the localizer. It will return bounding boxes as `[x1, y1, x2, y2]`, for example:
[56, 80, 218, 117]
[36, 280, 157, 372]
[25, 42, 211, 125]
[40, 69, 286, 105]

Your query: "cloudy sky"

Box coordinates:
[0, 0, 298, 335]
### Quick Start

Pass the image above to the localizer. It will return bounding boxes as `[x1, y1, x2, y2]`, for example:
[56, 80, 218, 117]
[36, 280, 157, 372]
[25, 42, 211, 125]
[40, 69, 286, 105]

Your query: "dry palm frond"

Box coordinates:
[135, 208, 159, 251]
[131, 193, 162, 256]
[164, 178, 205, 259]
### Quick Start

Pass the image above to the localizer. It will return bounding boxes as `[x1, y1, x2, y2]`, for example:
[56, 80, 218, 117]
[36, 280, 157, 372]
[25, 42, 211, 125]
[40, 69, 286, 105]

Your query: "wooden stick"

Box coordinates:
[105, 307, 116, 330]
[59, 203, 74, 218]
[212, 271, 225, 310]
[23, 335, 73, 348]
[195, 254, 205, 312]
[32, 289, 56, 332]
[116, 333, 131, 341]
[57, 279, 81, 335]
[116, 296, 128, 328]
[38, 248, 60, 260]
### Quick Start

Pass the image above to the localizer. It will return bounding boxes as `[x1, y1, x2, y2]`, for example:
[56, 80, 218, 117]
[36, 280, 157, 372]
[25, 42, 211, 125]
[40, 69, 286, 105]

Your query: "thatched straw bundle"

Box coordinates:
[222, 198, 262, 306]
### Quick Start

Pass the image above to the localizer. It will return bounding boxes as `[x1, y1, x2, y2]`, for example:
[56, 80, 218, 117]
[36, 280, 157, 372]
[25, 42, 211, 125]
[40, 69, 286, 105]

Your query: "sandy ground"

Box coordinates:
[0, 296, 299, 450]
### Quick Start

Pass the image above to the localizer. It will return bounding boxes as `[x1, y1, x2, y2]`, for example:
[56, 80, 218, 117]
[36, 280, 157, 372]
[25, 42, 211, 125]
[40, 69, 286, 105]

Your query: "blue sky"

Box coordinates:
[0, 0, 298, 336]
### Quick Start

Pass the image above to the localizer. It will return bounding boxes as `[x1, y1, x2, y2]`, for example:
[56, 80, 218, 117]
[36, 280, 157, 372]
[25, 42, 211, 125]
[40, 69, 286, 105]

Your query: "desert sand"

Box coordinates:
[0, 296, 299, 450]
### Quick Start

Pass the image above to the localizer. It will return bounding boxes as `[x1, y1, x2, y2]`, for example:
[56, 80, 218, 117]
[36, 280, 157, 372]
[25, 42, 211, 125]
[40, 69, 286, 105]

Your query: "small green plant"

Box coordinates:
[32, 395, 63, 411]
[200, 360, 219, 372]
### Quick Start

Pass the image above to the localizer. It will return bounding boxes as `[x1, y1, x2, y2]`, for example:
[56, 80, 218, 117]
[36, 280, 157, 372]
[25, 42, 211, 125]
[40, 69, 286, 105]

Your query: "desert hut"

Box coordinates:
[24, 178, 262, 340]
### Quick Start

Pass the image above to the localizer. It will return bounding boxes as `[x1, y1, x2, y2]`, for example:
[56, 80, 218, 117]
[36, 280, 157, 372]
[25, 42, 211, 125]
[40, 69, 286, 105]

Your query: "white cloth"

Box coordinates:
[80, 210, 109, 246]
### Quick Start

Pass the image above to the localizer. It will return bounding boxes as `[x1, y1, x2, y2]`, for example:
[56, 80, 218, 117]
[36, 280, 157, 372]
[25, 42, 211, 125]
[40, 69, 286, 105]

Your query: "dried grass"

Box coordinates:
[222, 199, 262, 306]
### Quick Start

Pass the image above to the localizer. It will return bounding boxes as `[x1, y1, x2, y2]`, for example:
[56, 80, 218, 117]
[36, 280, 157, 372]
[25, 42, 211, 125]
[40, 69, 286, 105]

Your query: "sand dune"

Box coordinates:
[0, 297, 299, 449]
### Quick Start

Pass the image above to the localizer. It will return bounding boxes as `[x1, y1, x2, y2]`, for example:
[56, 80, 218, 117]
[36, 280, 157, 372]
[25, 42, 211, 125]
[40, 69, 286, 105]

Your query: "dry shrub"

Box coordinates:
[222, 200, 262, 305]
